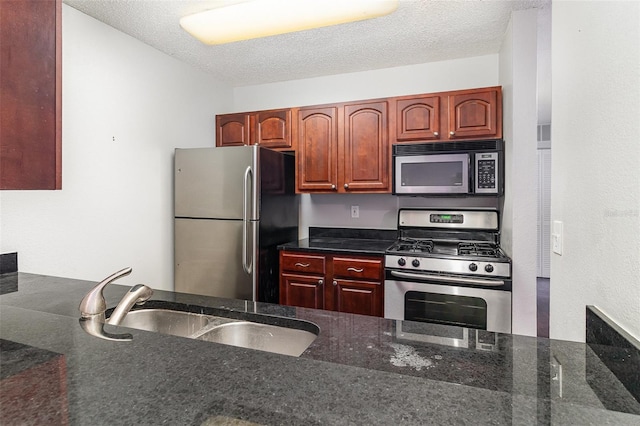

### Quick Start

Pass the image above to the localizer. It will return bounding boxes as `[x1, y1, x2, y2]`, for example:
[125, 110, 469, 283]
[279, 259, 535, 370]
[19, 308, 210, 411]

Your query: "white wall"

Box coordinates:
[233, 55, 499, 111]
[550, 1, 640, 342]
[499, 10, 539, 337]
[233, 55, 501, 237]
[0, 6, 233, 289]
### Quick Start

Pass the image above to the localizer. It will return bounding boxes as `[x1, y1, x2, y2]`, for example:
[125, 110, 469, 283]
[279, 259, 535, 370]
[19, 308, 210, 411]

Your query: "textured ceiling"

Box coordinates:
[63, 0, 550, 88]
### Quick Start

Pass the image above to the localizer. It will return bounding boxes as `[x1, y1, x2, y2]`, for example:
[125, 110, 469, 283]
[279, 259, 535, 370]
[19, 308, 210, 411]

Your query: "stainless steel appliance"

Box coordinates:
[393, 139, 504, 196]
[384, 209, 512, 333]
[174, 146, 298, 303]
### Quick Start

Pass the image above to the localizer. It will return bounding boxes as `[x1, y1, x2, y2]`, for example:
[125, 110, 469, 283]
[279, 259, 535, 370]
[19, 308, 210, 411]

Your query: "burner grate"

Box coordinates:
[457, 242, 499, 257]
[392, 238, 434, 254]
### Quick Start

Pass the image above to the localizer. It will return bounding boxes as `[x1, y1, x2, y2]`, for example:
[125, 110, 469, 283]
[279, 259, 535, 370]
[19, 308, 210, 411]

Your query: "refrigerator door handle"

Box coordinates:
[242, 166, 253, 274]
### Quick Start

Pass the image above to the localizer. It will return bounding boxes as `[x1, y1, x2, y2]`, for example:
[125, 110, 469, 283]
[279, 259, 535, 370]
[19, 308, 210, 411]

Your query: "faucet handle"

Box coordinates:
[79, 267, 132, 318]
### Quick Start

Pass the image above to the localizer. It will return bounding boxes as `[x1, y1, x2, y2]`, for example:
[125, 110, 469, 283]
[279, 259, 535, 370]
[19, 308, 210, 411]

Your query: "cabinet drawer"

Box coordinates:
[332, 257, 383, 280]
[281, 252, 326, 274]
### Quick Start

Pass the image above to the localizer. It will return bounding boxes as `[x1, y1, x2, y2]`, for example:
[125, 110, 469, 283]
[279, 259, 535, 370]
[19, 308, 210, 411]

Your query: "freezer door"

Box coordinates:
[175, 147, 257, 220]
[175, 218, 256, 300]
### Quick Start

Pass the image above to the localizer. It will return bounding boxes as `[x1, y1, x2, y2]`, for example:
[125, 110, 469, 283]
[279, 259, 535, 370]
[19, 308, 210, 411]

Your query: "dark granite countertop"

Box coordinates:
[278, 227, 397, 255]
[1, 272, 639, 425]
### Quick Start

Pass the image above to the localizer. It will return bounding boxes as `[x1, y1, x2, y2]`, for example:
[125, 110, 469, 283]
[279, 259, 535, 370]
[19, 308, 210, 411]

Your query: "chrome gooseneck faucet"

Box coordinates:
[79, 267, 153, 341]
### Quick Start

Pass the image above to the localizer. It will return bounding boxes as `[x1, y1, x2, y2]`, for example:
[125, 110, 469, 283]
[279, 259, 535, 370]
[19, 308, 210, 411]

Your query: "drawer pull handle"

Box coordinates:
[295, 262, 310, 268]
[347, 267, 364, 273]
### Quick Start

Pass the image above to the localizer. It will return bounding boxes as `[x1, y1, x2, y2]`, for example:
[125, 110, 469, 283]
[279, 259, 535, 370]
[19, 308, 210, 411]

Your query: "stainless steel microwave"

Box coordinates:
[393, 140, 504, 196]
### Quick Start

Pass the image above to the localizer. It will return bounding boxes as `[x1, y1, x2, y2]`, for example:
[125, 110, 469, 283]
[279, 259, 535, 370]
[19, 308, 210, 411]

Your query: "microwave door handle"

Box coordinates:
[389, 270, 504, 287]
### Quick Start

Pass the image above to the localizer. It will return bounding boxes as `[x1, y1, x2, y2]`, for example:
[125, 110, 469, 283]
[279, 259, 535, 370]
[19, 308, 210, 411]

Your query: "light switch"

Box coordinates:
[552, 220, 563, 255]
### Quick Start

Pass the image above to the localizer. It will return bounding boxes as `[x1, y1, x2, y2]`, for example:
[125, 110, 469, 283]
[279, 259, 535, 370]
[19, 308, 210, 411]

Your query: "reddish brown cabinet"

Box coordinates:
[342, 101, 389, 192]
[254, 109, 294, 149]
[216, 113, 251, 147]
[395, 95, 441, 141]
[296, 107, 339, 192]
[279, 250, 384, 317]
[215, 108, 295, 150]
[447, 87, 502, 140]
[391, 86, 502, 144]
[1, 0, 62, 190]
[297, 101, 389, 194]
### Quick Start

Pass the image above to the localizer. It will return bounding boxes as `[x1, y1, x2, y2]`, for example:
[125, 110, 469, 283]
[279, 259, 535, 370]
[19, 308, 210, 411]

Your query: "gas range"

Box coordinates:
[384, 209, 513, 333]
[385, 209, 512, 279]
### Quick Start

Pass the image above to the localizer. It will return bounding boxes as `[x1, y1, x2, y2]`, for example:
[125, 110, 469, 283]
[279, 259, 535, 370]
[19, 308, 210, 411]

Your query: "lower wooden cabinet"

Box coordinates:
[279, 250, 384, 317]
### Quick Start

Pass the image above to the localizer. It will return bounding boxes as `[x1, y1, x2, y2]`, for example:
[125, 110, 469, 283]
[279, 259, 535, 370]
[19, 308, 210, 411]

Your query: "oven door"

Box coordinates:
[384, 272, 512, 333]
[394, 153, 470, 195]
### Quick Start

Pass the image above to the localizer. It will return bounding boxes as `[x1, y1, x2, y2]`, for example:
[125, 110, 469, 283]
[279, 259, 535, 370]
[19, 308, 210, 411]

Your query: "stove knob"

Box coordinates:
[469, 263, 478, 272]
[397, 258, 406, 266]
[485, 264, 494, 273]
[412, 259, 420, 268]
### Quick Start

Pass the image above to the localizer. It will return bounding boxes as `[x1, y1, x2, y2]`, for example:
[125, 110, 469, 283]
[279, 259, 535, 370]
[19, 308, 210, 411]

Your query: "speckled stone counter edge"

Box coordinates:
[586, 305, 640, 405]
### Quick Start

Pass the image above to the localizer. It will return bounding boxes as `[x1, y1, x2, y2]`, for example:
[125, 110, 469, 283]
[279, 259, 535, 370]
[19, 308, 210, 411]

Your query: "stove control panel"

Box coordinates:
[385, 255, 511, 278]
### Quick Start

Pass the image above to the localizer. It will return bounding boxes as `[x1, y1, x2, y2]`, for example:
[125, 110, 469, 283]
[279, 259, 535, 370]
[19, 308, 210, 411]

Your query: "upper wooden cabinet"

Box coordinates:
[447, 87, 502, 140]
[215, 108, 295, 150]
[254, 109, 294, 149]
[297, 107, 339, 192]
[395, 95, 441, 141]
[217, 86, 502, 194]
[216, 113, 251, 147]
[1, 0, 62, 190]
[297, 101, 389, 194]
[342, 101, 389, 192]
[391, 86, 502, 143]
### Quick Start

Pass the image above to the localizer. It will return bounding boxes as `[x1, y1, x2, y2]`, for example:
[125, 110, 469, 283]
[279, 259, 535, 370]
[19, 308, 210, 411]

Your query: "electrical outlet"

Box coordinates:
[552, 220, 563, 255]
[351, 205, 359, 218]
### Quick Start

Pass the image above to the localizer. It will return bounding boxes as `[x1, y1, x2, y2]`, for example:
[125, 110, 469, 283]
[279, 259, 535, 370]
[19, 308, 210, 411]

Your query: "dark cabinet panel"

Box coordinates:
[333, 279, 383, 317]
[342, 101, 389, 192]
[447, 88, 502, 139]
[216, 113, 251, 147]
[279, 250, 384, 317]
[1, 0, 62, 190]
[395, 95, 441, 141]
[280, 273, 325, 310]
[296, 107, 339, 192]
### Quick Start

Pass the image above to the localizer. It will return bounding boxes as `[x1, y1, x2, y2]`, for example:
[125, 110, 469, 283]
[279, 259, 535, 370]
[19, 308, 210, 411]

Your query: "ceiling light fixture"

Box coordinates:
[180, 0, 399, 45]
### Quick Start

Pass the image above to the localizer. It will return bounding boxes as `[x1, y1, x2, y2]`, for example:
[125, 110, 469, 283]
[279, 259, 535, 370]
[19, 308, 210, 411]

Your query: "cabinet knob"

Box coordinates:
[331, 184, 336, 190]
[433, 131, 439, 137]
[294, 262, 310, 268]
[450, 131, 455, 136]
[344, 183, 349, 189]
[347, 267, 364, 273]
[332, 280, 337, 286]
[318, 279, 324, 285]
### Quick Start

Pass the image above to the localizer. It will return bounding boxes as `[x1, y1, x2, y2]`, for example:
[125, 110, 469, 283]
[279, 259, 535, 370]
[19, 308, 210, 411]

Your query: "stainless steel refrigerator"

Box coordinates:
[174, 146, 298, 303]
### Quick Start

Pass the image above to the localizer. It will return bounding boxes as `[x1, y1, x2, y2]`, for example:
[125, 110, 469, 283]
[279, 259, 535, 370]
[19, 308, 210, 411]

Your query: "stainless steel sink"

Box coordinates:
[114, 309, 233, 338]
[111, 307, 318, 357]
[195, 321, 318, 357]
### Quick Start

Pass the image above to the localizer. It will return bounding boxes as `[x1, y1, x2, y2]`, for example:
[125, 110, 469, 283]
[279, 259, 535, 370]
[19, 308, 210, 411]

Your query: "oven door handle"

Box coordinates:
[389, 270, 505, 287]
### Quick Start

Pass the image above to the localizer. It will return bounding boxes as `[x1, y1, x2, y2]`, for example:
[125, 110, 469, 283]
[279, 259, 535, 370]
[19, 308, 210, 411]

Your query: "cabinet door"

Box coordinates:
[280, 273, 325, 309]
[254, 109, 293, 149]
[216, 113, 251, 147]
[332, 279, 383, 317]
[396, 96, 441, 141]
[297, 107, 339, 192]
[342, 101, 389, 192]
[447, 88, 501, 140]
[1, 0, 61, 190]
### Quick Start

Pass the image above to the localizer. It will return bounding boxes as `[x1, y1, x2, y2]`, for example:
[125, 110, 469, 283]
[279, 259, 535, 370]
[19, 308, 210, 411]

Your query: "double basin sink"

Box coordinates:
[108, 302, 319, 357]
